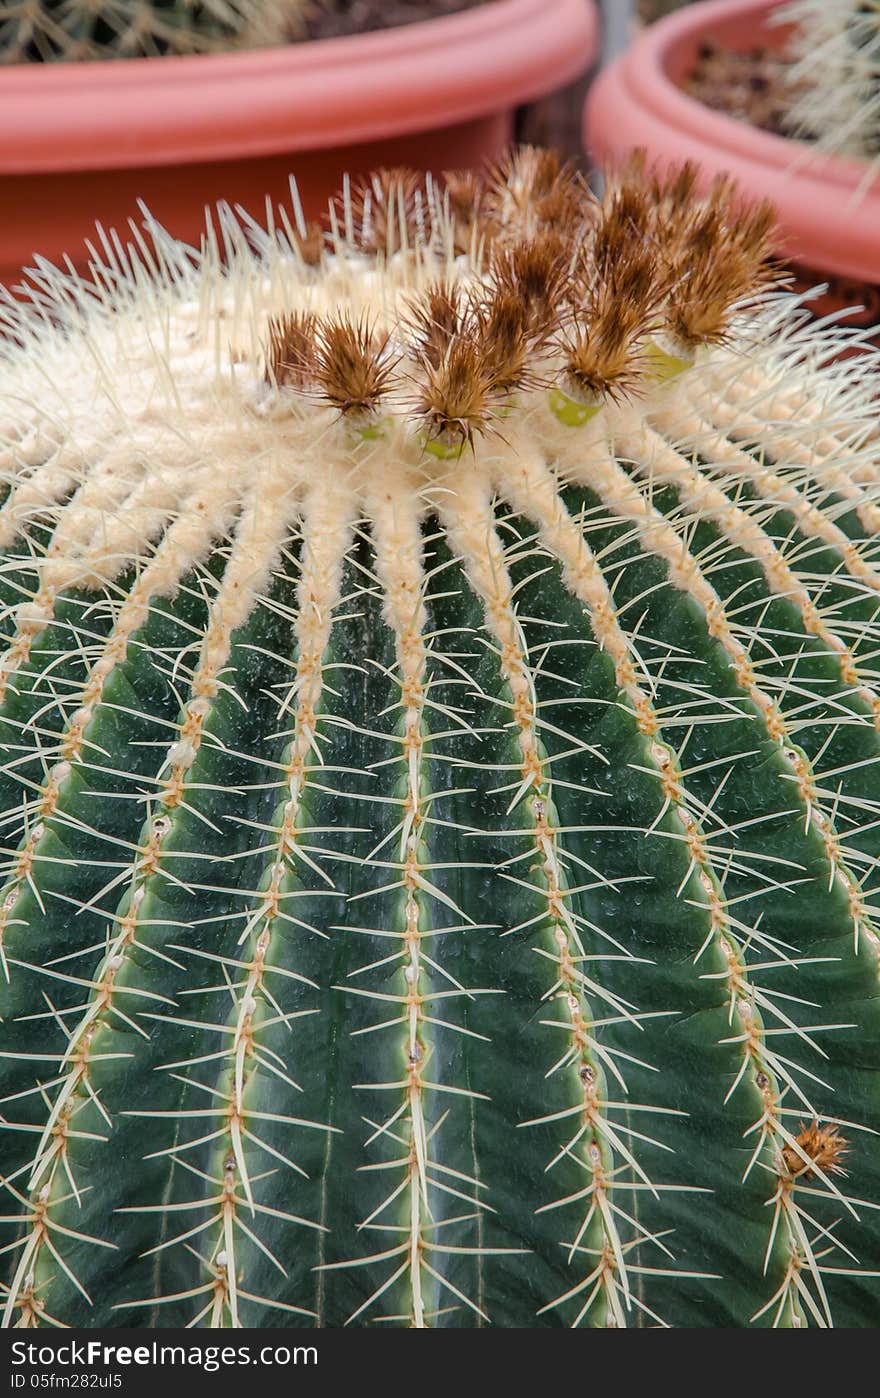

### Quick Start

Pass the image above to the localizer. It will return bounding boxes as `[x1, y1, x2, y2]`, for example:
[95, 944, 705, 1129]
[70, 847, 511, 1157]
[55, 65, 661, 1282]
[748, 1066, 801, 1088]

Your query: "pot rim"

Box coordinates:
[0, 0, 598, 174]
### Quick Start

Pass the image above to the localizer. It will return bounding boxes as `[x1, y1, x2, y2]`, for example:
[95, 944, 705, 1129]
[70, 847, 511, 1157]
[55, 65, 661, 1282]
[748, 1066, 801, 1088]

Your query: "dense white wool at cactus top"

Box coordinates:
[0, 158, 874, 611]
[1, 153, 880, 1330]
[0, 165, 875, 644]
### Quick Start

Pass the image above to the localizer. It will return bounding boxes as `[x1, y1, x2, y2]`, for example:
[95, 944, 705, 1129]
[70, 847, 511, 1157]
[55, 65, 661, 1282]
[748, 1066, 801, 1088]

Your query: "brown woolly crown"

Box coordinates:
[258, 146, 781, 447]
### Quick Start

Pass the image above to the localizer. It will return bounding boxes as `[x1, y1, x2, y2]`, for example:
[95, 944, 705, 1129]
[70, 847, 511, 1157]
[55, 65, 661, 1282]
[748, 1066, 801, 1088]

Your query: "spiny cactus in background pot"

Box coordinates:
[0, 149, 879, 1330]
[778, 0, 880, 159]
[0, 0, 306, 62]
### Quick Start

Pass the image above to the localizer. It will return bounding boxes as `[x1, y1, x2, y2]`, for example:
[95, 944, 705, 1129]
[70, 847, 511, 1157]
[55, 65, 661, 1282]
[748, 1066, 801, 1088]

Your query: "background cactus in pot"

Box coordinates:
[778, 0, 880, 159]
[0, 149, 879, 1329]
[0, 0, 306, 62]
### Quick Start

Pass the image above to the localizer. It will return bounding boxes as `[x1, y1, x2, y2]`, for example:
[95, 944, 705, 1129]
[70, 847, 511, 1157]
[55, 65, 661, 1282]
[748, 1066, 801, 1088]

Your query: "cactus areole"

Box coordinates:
[0, 150, 879, 1330]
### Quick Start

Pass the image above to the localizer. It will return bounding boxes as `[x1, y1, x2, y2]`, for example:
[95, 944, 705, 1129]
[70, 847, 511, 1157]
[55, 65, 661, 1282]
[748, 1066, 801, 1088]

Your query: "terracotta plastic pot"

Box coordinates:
[584, 0, 880, 328]
[0, 0, 598, 289]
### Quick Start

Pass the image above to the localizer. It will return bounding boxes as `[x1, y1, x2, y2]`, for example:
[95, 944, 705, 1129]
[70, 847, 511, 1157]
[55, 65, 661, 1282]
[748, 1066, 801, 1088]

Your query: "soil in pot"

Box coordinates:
[302, 0, 492, 42]
[684, 39, 808, 137]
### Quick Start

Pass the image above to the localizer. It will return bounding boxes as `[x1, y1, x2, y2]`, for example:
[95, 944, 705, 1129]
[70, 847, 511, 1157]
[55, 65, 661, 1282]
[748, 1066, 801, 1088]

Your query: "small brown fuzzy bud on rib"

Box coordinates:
[441, 169, 490, 255]
[490, 233, 572, 343]
[608, 148, 649, 194]
[704, 171, 740, 218]
[344, 168, 423, 255]
[728, 197, 779, 281]
[781, 1121, 849, 1182]
[601, 158, 778, 340]
[608, 153, 699, 231]
[665, 193, 780, 346]
[293, 221, 325, 267]
[590, 182, 654, 280]
[561, 254, 661, 405]
[311, 315, 396, 419]
[483, 146, 587, 240]
[264, 311, 317, 388]
[650, 160, 701, 221]
[408, 275, 545, 403]
[413, 335, 497, 450]
[665, 222, 736, 346]
[404, 282, 466, 371]
[472, 286, 534, 395]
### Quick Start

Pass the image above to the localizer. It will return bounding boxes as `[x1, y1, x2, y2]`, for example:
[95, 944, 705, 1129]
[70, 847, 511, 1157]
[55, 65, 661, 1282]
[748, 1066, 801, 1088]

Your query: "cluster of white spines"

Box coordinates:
[777, 0, 880, 159]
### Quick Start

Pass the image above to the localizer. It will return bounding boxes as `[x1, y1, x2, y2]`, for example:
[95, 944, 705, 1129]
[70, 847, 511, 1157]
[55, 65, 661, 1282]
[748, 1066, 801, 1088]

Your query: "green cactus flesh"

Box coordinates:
[1, 152, 879, 1329]
[0, 0, 302, 63]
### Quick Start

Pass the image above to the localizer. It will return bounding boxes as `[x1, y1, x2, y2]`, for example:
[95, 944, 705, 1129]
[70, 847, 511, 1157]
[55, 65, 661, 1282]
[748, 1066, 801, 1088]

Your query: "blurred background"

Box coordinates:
[1, 0, 877, 331]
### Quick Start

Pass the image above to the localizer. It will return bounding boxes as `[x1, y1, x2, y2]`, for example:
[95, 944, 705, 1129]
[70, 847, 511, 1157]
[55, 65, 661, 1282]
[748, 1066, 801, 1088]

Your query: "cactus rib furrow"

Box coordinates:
[651, 406, 880, 597]
[115, 495, 341, 1325]
[0, 594, 206, 1325]
[0, 504, 236, 983]
[351, 473, 456, 1327]
[0, 484, 301, 1319]
[697, 396, 880, 534]
[443, 468, 681, 1326]
[561, 470, 879, 1321]
[322, 474, 510, 1327]
[616, 421, 880, 729]
[564, 437, 878, 940]
[489, 455, 818, 1319]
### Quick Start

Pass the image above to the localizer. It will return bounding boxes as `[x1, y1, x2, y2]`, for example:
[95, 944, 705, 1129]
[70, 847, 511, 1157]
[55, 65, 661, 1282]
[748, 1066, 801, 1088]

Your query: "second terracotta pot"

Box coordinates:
[584, 0, 880, 331]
